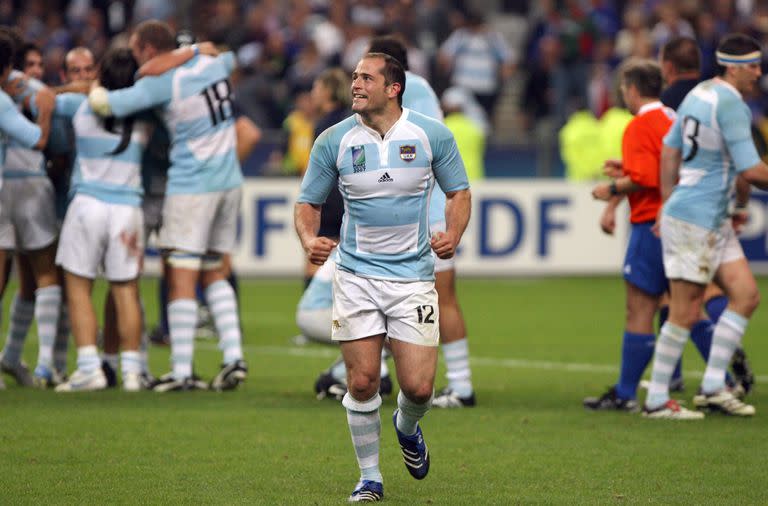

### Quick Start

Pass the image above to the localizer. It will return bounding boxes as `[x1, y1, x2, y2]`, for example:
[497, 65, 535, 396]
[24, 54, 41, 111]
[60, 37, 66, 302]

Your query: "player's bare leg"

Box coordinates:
[55, 272, 107, 392]
[110, 280, 143, 391]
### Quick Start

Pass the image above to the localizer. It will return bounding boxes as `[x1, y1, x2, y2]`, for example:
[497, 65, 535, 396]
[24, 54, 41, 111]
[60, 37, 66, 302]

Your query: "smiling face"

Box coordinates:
[24, 49, 43, 80]
[350, 56, 400, 115]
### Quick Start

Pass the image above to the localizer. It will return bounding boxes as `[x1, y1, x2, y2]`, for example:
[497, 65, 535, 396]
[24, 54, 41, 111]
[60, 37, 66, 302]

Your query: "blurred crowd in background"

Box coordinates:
[3, 0, 768, 177]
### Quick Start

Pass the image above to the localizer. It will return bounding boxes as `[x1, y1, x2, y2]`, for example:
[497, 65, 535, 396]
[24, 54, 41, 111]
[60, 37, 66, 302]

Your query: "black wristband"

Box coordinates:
[609, 181, 619, 196]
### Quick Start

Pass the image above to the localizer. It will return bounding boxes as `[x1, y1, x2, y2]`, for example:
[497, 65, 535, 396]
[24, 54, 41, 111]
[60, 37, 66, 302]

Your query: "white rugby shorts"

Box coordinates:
[661, 214, 744, 284]
[158, 187, 241, 255]
[0, 177, 58, 251]
[56, 194, 144, 281]
[332, 268, 439, 347]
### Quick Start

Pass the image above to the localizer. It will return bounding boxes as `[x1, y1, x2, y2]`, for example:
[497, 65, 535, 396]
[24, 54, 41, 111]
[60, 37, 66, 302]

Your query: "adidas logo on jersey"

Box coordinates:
[378, 172, 394, 183]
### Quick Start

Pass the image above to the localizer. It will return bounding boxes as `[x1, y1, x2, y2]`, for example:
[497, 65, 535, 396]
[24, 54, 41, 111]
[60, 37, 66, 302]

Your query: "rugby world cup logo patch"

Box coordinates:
[399, 145, 416, 162]
[352, 145, 366, 173]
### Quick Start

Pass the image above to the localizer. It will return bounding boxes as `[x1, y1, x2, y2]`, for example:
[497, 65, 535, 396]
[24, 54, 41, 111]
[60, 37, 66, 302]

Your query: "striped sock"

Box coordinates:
[76, 345, 101, 374]
[205, 280, 243, 364]
[169, 299, 197, 380]
[396, 390, 432, 436]
[442, 338, 473, 397]
[701, 310, 747, 394]
[53, 303, 70, 373]
[343, 393, 383, 483]
[35, 286, 62, 370]
[1, 294, 35, 366]
[646, 322, 689, 409]
[121, 350, 142, 376]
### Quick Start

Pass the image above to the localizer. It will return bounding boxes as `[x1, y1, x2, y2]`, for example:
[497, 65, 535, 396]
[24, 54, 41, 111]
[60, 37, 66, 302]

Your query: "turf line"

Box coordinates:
[192, 342, 768, 384]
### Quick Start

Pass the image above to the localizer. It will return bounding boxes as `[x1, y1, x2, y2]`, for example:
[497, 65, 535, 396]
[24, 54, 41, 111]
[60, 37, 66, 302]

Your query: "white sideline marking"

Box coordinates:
[195, 343, 768, 384]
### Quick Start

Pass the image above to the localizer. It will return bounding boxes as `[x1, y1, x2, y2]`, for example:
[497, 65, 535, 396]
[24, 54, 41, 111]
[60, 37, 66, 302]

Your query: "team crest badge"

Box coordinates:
[352, 145, 366, 173]
[399, 145, 416, 162]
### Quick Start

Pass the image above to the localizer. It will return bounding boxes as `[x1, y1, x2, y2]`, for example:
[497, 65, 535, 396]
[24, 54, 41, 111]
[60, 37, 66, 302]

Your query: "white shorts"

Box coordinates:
[332, 268, 440, 347]
[56, 194, 144, 281]
[0, 177, 58, 251]
[158, 188, 241, 255]
[431, 221, 455, 273]
[661, 215, 744, 284]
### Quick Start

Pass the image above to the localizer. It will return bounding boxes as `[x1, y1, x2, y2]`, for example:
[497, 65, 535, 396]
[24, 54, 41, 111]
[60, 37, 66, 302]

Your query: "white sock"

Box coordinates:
[35, 285, 62, 369]
[76, 345, 101, 374]
[121, 350, 141, 376]
[169, 299, 197, 380]
[442, 338, 473, 397]
[205, 280, 243, 364]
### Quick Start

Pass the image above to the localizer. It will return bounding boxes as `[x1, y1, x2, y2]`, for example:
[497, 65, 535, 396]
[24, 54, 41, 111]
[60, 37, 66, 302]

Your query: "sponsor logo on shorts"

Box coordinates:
[332, 319, 342, 331]
[378, 172, 393, 183]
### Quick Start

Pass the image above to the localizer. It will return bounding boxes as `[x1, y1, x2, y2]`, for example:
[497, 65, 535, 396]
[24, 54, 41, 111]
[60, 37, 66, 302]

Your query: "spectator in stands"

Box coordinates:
[438, 9, 516, 120]
[650, 2, 694, 52]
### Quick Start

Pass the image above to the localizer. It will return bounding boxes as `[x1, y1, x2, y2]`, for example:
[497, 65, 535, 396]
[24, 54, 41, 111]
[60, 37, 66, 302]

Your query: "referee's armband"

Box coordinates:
[88, 86, 112, 117]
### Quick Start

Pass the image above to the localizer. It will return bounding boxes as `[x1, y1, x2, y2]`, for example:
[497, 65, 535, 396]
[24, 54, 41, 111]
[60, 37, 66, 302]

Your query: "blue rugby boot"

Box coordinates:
[392, 409, 430, 480]
[348, 480, 383, 502]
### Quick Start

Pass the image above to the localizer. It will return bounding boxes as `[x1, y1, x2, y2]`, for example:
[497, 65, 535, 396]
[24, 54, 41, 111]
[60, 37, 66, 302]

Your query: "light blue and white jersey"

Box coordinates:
[4, 75, 46, 179]
[663, 78, 761, 231]
[103, 52, 242, 195]
[0, 89, 42, 178]
[55, 93, 150, 207]
[298, 108, 469, 281]
[403, 71, 447, 227]
[439, 28, 514, 94]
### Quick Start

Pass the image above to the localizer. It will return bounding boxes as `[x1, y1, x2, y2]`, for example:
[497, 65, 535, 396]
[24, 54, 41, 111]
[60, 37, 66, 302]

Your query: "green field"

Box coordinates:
[1, 277, 767, 504]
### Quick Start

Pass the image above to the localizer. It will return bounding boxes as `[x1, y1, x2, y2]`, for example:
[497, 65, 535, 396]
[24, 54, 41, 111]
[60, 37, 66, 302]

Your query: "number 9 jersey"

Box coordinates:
[663, 78, 761, 231]
[98, 52, 242, 196]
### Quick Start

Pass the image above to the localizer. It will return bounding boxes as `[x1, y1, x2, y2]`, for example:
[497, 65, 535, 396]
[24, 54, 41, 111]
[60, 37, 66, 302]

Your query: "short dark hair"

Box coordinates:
[661, 37, 701, 74]
[134, 20, 176, 52]
[621, 59, 663, 98]
[364, 52, 406, 106]
[100, 47, 138, 91]
[368, 35, 409, 71]
[716, 33, 762, 76]
[0, 33, 15, 71]
[14, 42, 41, 72]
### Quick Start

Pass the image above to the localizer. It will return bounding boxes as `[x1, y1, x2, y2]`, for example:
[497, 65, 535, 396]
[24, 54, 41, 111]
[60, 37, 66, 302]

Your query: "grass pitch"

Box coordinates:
[1, 277, 767, 504]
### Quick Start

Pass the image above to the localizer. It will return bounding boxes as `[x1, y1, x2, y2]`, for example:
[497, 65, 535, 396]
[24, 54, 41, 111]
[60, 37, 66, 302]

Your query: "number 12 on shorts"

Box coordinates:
[415, 305, 435, 324]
